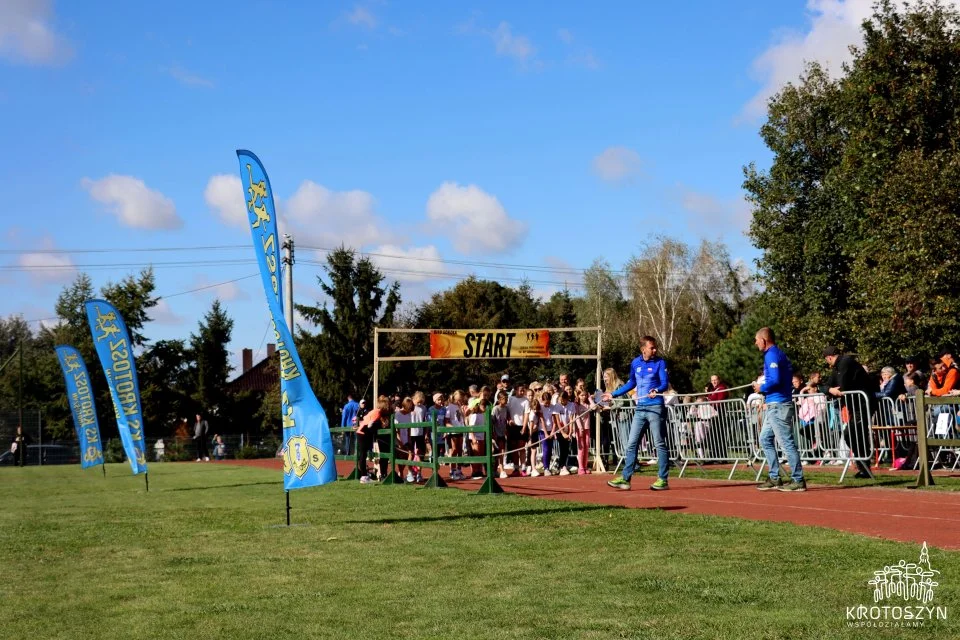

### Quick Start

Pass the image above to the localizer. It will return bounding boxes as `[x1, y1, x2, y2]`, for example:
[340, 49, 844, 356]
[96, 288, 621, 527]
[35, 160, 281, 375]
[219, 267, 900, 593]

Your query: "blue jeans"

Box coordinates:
[622, 405, 668, 481]
[760, 402, 803, 483]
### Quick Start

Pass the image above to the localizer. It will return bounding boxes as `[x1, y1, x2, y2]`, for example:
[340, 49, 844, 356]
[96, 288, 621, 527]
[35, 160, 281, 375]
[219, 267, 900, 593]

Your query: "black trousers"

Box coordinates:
[195, 437, 209, 459]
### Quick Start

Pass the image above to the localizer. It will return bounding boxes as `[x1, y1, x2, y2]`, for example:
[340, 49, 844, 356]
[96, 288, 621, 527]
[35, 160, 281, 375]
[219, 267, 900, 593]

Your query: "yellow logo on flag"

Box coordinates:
[282, 435, 326, 478]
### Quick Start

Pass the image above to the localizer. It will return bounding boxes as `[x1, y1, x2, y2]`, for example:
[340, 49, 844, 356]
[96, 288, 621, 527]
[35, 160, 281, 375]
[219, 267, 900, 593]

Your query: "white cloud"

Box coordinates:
[189, 275, 249, 302]
[425, 182, 526, 255]
[592, 146, 642, 184]
[82, 175, 182, 230]
[0, 0, 73, 65]
[151, 299, 185, 326]
[345, 5, 377, 29]
[163, 64, 214, 88]
[17, 250, 76, 284]
[285, 180, 392, 248]
[743, 0, 876, 119]
[367, 244, 448, 283]
[487, 21, 535, 62]
[204, 174, 247, 229]
[677, 186, 753, 233]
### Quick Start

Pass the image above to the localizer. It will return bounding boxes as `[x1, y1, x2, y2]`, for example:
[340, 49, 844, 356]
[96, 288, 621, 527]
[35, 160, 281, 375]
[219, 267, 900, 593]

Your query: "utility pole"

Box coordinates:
[18, 337, 23, 434]
[282, 234, 294, 335]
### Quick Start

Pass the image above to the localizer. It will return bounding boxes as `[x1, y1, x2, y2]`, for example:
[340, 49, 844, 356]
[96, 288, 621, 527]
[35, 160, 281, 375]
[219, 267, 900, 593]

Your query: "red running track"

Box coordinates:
[228, 459, 960, 550]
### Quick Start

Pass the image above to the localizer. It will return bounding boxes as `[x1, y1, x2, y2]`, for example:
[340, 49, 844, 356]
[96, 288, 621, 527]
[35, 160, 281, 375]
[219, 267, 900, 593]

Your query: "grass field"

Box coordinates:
[1, 463, 957, 639]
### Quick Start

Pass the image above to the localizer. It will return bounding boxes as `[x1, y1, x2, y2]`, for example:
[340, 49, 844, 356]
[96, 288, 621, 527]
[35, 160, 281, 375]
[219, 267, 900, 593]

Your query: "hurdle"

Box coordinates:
[434, 405, 503, 494]
[329, 425, 360, 480]
[915, 392, 960, 487]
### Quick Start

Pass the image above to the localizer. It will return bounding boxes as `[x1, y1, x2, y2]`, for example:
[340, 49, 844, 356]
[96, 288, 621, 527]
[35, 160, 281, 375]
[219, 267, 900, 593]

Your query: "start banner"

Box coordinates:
[429, 330, 550, 359]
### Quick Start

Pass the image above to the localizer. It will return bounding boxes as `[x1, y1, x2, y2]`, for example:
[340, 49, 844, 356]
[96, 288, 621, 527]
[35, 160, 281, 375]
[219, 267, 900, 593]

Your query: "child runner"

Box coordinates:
[506, 383, 528, 472]
[492, 390, 510, 478]
[446, 390, 466, 481]
[522, 396, 543, 477]
[394, 397, 415, 482]
[574, 389, 594, 474]
[552, 390, 575, 475]
[410, 391, 428, 482]
[539, 390, 555, 476]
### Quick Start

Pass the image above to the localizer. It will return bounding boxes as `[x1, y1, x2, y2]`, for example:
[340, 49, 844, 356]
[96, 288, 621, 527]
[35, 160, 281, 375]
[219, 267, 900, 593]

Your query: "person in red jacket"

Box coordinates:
[928, 350, 959, 396]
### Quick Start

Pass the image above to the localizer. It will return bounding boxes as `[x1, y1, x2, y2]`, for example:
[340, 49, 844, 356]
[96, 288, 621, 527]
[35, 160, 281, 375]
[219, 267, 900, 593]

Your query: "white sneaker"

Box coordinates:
[543, 469, 552, 476]
[531, 469, 540, 477]
[405, 471, 414, 483]
[416, 474, 423, 483]
[196, 458, 201, 462]
[504, 462, 515, 471]
[559, 467, 570, 476]
[359, 475, 371, 484]
[204, 457, 210, 462]
[647, 458, 656, 465]
[499, 471, 508, 479]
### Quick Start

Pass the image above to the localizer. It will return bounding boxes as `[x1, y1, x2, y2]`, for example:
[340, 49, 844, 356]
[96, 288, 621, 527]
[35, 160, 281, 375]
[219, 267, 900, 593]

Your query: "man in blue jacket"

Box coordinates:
[754, 327, 806, 492]
[604, 335, 670, 491]
[340, 394, 360, 455]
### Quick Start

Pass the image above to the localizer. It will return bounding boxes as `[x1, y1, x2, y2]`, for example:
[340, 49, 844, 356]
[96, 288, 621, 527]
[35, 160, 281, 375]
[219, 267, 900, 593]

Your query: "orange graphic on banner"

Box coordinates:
[429, 330, 550, 359]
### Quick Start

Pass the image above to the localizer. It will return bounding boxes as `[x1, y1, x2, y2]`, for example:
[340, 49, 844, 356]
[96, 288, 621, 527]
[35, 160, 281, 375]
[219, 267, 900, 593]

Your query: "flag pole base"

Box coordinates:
[285, 490, 291, 526]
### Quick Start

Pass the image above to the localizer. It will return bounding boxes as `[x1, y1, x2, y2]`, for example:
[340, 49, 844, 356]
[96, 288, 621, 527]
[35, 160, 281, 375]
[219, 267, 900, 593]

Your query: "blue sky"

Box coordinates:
[0, 0, 880, 374]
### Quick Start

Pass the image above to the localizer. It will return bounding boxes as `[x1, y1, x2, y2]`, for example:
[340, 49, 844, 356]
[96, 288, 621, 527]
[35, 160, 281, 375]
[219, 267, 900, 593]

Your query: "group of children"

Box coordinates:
[354, 379, 598, 484]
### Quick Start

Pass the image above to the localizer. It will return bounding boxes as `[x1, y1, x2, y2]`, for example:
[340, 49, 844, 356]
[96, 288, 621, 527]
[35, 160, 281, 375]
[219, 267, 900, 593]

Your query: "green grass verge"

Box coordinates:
[669, 462, 960, 490]
[0, 463, 957, 639]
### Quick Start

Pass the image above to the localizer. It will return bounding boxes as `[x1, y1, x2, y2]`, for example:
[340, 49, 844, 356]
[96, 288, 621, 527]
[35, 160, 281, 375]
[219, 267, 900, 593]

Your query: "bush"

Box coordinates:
[104, 438, 125, 463]
[235, 445, 260, 460]
[163, 439, 194, 462]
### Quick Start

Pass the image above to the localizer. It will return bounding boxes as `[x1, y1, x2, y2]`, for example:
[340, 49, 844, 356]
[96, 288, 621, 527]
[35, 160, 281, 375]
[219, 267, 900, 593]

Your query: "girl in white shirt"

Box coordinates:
[539, 391, 555, 476]
[574, 389, 594, 475]
[394, 397, 414, 482]
[522, 396, 543, 477]
[445, 390, 466, 481]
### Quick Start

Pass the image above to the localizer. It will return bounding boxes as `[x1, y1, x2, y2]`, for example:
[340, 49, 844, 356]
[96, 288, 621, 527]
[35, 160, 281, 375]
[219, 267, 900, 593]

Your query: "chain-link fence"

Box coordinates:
[0, 410, 83, 466]
[0, 408, 283, 466]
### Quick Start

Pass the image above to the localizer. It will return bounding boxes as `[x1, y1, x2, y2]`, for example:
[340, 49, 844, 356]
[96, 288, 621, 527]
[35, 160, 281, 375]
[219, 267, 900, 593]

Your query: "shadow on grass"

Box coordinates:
[344, 504, 684, 525]
[162, 481, 281, 492]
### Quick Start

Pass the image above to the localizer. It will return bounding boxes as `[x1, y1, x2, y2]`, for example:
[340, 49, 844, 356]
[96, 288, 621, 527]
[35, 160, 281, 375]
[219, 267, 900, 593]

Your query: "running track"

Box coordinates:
[229, 459, 960, 550]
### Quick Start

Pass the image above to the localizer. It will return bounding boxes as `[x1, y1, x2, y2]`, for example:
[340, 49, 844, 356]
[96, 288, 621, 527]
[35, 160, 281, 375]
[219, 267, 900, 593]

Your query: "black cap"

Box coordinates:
[822, 346, 840, 357]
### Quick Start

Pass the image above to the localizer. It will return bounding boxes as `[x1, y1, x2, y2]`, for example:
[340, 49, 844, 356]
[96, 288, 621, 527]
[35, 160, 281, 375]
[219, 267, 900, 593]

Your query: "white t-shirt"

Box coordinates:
[523, 407, 541, 434]
[508, 396, 528, 425]
[554, 401, 576, 432]
[411, 405, 426, 437]
[394, 409, 413, 444]
[445, 403, 464, 427]
[539, 404, 554, 432]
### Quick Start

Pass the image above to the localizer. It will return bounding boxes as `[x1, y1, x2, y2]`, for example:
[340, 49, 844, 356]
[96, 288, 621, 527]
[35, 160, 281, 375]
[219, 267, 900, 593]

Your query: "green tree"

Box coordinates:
[745, 0, 960, 366]
[187, 300, 234, 415]
[692, 309, 779, 395]
[296, 247, 400, 409]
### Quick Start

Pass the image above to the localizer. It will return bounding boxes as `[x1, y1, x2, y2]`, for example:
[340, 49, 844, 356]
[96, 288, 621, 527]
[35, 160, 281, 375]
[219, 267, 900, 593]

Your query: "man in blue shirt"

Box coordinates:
[754, 327, 806, 492]
[603, 335, 671, 491]
[340, 394, 359, 455]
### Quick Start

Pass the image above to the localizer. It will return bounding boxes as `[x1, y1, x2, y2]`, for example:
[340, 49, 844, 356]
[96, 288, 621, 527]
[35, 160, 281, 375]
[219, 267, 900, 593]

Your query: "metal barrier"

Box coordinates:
[872, 396, 918, 468]
[667, 398, 755, 479]
[609, 399, 681, 475]
[915, 393, 960, 486]
[743, 391, 875, 483]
